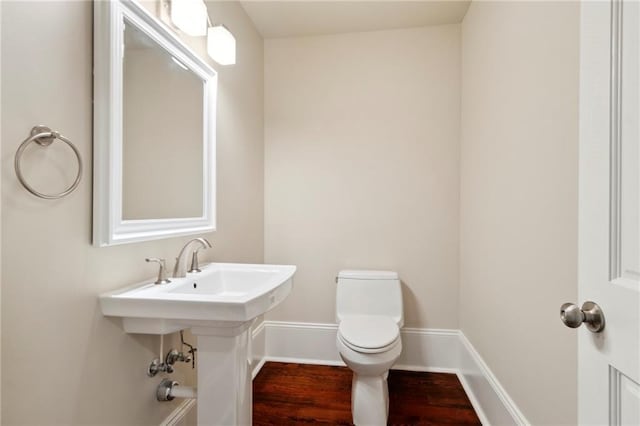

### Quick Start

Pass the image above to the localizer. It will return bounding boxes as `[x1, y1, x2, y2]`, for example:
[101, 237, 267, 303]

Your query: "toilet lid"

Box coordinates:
[338, 315, 399, 350]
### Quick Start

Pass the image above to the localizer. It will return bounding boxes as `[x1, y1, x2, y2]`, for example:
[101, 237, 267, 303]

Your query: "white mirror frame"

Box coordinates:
[93, 0, 217, 246]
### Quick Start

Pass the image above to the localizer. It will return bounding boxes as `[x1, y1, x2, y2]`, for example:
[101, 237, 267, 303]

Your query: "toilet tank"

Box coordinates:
[336, 270, 404, 327]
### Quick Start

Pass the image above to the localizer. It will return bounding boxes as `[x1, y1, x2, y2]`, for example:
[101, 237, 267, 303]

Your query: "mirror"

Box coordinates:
[93, 0, 217, 246]
[122, 20, 204, 220]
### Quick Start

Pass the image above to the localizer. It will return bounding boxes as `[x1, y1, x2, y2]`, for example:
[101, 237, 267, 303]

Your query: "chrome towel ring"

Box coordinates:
[14, 125, 83, 200]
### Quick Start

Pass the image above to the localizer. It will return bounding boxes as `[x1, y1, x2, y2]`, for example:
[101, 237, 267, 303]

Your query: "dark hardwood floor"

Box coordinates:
[253, 362, 481, 425]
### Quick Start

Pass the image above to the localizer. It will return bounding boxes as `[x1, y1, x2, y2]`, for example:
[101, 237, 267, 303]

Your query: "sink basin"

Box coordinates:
[100, 262, 296, 334]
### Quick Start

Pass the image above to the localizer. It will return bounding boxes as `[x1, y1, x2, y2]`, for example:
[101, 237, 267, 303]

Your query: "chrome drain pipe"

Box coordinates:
[157, 378, 197, 401]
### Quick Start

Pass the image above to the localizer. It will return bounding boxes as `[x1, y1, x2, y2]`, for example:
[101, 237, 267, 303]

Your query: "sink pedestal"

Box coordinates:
[191, 322, 253, 426]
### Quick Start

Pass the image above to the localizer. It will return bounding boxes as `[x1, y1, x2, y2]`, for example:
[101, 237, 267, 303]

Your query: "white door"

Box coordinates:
[575, 0, 640, 424]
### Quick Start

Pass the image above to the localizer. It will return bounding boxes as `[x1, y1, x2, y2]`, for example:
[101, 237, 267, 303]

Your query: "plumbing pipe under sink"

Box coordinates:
[157, 379, 197, 401]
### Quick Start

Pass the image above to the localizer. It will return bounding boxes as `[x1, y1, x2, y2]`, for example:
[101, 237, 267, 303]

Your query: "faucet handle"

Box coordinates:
[188, 249, 202, 273]
[146, 258, 171, 285]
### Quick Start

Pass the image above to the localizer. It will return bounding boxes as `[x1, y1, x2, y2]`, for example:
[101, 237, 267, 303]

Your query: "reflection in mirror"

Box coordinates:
[122, 20, 204, 220]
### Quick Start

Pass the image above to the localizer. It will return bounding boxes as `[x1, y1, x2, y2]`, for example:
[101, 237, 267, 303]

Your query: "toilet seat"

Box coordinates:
[338, 315, 400, 354]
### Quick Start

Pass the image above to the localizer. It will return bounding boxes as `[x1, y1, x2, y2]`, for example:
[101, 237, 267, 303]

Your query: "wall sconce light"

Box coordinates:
[170, 0, 208, 37]
[207, 25, 236, 66]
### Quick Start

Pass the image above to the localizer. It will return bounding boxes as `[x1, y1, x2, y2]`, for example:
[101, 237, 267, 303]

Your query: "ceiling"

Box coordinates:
[240, 1, 472, 39]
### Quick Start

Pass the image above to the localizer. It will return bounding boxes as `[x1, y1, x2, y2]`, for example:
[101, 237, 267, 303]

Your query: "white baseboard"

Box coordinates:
[265, 321, 343, 365]
[160, 320, 529, 426]
[458, 333, 529, 425]
[395, 327, 462, 373]
[263, 321, 461, 372]
[159, 398, 196, 426]
[257, 320, 529, 426]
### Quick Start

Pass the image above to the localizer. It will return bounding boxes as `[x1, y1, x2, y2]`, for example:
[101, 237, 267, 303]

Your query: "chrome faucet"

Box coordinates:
[173, 238, 212, 278]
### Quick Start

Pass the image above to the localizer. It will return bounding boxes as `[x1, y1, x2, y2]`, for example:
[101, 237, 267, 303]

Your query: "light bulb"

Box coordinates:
[171, 0, 208, 37]
[207, 25, 236, 66]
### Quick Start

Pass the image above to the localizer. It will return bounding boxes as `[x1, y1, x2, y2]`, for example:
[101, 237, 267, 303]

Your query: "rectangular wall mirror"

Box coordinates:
[93, 0, 217, 246]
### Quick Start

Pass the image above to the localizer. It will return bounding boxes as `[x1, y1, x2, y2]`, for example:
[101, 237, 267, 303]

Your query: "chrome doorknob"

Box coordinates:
[560, 301, 605, 333]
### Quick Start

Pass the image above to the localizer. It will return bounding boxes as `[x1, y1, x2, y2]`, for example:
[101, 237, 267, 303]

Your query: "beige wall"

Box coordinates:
[264, 25, 461, 328]
[459, 2, 579, 424]
[1, 1, 263, 424]
[0, 1, 582, 424]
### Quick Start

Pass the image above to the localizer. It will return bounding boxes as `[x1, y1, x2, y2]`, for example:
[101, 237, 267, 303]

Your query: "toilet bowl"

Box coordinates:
[337, 315, 402, 425]
[335, 270, 404, 425]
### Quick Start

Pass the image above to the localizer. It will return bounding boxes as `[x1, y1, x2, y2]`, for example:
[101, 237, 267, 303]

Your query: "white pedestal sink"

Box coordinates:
[99, 262, 296, 426]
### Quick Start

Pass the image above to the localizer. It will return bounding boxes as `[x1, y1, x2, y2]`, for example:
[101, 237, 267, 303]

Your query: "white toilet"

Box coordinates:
[335, 270, 403, 425]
